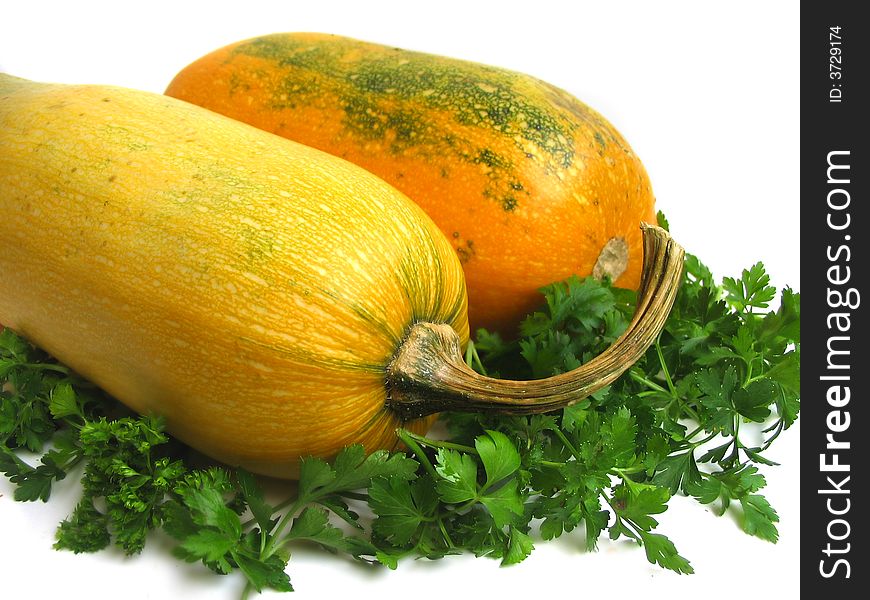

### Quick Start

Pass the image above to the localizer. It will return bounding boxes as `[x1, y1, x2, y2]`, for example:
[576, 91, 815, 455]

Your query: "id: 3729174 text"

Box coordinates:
[829, 26, 843, 103]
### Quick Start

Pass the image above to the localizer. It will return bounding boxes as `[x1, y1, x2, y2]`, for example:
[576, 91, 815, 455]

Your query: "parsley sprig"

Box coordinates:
[0, 216, 799, 594]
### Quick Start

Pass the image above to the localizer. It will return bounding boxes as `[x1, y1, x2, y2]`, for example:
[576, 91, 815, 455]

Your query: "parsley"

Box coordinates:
[0, 231, 799, 594]
[0, 331, 416, 595]
[380, 241, 798, 575]
[0, 329, 108, 502]
[455, 242, 798, 567]
[56, 415, 187, 554]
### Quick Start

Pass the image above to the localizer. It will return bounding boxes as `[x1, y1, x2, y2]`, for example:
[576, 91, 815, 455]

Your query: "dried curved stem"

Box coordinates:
[385, 223, 685, 420]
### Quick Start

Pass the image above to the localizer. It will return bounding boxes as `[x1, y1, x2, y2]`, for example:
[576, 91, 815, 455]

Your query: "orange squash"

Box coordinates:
[166, 33, 657, 333]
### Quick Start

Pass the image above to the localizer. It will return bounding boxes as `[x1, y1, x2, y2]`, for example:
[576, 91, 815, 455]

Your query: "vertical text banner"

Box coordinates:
[803, 3, 865, 595]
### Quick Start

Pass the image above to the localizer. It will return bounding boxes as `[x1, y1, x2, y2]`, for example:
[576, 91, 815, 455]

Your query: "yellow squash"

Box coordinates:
[0, 73, 683, 478]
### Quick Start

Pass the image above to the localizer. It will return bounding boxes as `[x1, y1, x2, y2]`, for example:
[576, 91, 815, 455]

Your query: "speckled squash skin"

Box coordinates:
[0, 73, 467, 478]
[166, 33, 658, 333]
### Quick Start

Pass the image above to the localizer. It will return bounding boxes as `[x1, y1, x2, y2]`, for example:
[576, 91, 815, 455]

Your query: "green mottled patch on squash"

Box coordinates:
[231, 35, 591, 212]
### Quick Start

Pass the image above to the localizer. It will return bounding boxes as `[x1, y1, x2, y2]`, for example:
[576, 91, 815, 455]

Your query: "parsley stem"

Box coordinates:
[553, 428, 581, 461]
[399, 429, 478, 456]
[682, 425, 703, 441]
[679, 402, 701, 423]
[396, 431, 458, 550]
[261, 496, 307, 560]
[339, 490, 369, 502]
[630, 368, 702, 432]
[235, 553, 260, 600]
[690, 432, 718, 448]
[629, 371, 668, 395]
[745, 373, 768, 386]
[438, 517, 455, 548]
[396, 429, 439, 480]
[655, 340, 678, 397]
[241, 492, 298, 529]
[612, 466, 646, 476]
[20, 362, 70, 374]
[464, 340, 488, 376]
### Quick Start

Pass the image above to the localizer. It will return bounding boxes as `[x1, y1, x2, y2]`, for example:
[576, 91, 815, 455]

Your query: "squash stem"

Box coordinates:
[384, 223, 684, 419]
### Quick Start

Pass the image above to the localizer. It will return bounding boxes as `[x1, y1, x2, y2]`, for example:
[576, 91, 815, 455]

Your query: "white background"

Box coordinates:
[0, 1, 800, 599]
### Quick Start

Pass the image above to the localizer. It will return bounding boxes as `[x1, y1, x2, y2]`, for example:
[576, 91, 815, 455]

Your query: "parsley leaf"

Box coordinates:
[651, 450, 702, 495]
[476, 429, 521, 488]
[370, 475, 435, 546]
[723, 262, 777, 313]
[639, 531, 694, 574]
[435, 448, 479, 504]
[503, 526, 535, 565]
[0, 445, 68, 502]
[740, 494, 780, 543]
